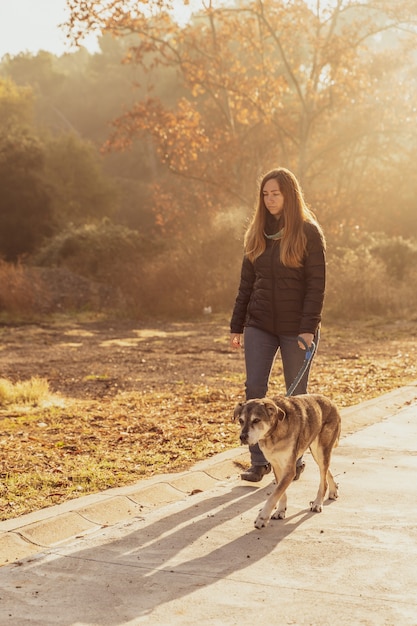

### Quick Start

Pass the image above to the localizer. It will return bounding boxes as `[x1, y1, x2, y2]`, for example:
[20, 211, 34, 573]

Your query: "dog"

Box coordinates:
[234, 394, 341, 529]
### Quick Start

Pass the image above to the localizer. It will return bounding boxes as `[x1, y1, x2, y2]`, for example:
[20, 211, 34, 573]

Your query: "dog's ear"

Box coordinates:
[264, 401, 286, 422]
[276, 406, 286, 421]
[232, 402, 244, 421]
[264, 402, 277, 420]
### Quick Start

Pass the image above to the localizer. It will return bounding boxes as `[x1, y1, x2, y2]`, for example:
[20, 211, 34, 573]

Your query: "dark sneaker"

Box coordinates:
[241, 464, 271, 482]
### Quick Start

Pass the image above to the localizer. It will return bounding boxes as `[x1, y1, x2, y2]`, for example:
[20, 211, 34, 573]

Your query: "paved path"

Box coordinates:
[1, 384, 417, 625]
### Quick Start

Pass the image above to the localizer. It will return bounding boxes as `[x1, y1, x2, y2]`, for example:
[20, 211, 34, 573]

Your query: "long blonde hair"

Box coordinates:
[244, 167, 324, 267]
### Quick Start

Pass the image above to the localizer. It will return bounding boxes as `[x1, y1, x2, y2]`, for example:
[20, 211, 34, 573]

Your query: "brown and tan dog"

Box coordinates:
[234, 394, 341, 529]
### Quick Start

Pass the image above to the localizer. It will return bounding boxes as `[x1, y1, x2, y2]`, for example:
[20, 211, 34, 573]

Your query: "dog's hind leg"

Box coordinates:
[308, 439, 330, 513]
[326, 467, 339, 501]
[309, 438, 339, 512]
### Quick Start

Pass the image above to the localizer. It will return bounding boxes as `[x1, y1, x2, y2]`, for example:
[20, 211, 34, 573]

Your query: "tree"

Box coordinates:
[0, 42, 159, 234]
[65, 0, 417, 237]
[43, 132, 118, 227]
[0, 76, 33, 127]
[0, 126, 53, 261]
[0, 76, 120, 260]
[0, 78, 53, 260]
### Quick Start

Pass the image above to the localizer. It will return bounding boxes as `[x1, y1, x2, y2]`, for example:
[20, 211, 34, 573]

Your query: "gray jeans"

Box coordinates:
[243, 325, 319, 466]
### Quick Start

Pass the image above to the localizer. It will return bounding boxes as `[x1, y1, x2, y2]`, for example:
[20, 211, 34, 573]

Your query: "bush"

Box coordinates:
[0, 259, 50, 316]
[33, 219, 242, 318]
[369, 234, 417, 281]
[325, 232, 417, 320]
[3, 225, 417, 322]
[33, 220, 162, 281]
[120, 224, 243, 317]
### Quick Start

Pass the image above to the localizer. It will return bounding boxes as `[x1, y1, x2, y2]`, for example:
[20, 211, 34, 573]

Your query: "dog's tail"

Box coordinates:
[333, 414, 342, 449]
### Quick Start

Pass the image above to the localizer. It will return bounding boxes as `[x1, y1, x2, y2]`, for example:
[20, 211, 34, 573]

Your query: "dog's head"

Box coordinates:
[233, 398, 285, 446]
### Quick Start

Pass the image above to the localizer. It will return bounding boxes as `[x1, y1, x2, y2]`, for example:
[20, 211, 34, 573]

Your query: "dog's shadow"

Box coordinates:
[129, 490, 319, 618]
[3, 481, 327, 624]
[84, 483, 317, 617]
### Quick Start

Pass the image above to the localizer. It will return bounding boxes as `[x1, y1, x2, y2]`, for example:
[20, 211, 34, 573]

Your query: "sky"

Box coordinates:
[0, 0, 98, 59]
[0, 0, 200, 59]
[0, 0, 324, 60]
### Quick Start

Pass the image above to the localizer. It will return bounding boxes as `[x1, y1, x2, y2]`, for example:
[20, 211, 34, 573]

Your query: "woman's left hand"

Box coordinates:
[298, 333, 314, 350]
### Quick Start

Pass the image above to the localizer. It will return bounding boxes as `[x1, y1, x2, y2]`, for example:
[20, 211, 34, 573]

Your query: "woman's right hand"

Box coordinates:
[230, 333, 242, 349]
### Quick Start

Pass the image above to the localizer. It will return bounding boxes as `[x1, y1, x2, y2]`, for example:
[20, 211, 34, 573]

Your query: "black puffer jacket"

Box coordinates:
[230, 221, 325, 337]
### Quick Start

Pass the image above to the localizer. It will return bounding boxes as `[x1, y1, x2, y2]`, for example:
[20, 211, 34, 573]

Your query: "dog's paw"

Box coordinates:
[254, 514, 269, 529]
[310, 501, 323, 513]
[271, 508, 286, 520]
[329, 484, 339, 500]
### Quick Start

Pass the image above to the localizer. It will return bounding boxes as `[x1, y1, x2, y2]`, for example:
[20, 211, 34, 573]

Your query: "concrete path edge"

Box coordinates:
[1, 382, 416, 567]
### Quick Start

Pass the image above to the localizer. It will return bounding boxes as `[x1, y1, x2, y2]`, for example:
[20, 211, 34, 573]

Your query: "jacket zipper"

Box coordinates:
[271, 241, 279, 334]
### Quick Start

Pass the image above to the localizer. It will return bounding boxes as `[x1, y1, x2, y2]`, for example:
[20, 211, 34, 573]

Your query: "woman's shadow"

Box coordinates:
[6, 478, 321, 625]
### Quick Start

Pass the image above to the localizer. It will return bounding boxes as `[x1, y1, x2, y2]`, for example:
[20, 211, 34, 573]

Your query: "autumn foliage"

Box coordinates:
[65, 0, 417, 238]
[1, 1, 417, 320]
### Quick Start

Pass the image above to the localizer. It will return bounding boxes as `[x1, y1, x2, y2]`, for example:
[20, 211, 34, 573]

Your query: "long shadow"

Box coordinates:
[0, 480, 320, 625]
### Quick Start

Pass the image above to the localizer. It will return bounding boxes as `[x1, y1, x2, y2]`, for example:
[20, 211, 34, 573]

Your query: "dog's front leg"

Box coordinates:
[270, 463, 287, 520]
[271, 491, 287, 520]
[254, 472, 294, 529]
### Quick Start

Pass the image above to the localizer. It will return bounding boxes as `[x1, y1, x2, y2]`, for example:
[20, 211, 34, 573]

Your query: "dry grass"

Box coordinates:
[0, 261, 50, 318]
[0, 317, 416, 521]
[0, 377, 50, 406]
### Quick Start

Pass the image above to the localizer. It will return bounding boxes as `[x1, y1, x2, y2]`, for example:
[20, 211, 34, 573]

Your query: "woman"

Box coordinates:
[230, 167, 326, 482]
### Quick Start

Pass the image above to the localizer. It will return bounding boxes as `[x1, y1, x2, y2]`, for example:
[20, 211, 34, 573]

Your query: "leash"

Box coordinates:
[285, 336, 316, 398]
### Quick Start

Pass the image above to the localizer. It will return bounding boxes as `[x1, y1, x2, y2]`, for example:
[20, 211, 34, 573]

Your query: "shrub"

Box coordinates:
[325, 232, 417, 321]
[369, 234, 417, 281]
[120, 224, 243, 317]
[3, 225, 416, 322]
[33, 219, 242, 318]
[0, 259, 50, 316]
[33, 220, 160, 281]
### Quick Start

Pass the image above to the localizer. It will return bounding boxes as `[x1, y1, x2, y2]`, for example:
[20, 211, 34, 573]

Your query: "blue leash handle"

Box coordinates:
[285, 336, 316, 397]
[297, 335, 315, 360]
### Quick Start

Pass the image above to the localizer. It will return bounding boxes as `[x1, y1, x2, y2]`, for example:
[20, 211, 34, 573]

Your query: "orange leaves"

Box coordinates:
[156, 98, 210, 170]
[106, 96, 209, 173]
[68, 0, 417, 236]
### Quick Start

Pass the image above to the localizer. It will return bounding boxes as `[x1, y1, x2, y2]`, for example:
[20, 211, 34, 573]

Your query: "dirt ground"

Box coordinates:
[1, 314, 416, 519]
[0, 316, 240, 399]
[1, 315, 415, 405]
